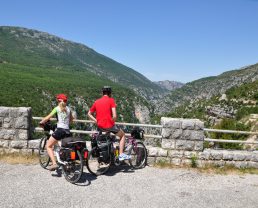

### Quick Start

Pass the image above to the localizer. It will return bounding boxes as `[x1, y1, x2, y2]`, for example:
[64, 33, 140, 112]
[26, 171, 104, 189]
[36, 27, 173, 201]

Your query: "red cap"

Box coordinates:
[56, 94, 67, 102]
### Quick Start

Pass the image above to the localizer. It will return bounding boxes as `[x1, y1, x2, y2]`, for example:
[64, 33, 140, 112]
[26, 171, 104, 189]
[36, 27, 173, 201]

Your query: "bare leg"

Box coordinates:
[116, 130, 125, 154]
[47, 136, 58, 165]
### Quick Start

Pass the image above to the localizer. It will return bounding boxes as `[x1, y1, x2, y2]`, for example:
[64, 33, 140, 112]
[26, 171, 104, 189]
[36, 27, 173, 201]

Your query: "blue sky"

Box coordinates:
[1, 0, 258, 83]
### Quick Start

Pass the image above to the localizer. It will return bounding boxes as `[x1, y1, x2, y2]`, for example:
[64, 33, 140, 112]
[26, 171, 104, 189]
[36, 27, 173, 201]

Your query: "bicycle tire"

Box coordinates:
[38, 137, 50, 169]
[86, 148, 111, 176]
[62, 150, 83, 184]
[129, 141, 147, 169]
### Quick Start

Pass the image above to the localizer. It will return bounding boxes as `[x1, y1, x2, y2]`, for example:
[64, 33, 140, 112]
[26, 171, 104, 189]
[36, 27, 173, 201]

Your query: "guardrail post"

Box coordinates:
[0, 106, 32, 153]
[161, 117, 205, 151]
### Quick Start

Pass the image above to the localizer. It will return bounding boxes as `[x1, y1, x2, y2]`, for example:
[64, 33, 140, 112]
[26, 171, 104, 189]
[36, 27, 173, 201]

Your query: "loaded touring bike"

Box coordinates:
[38, 121, 88, 184]
[86, 127, 148, 176]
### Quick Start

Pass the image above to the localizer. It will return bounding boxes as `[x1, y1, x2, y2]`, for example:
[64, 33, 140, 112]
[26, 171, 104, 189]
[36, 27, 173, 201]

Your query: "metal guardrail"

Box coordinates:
[204, 128, 258, 144]
[33, 117, 162, 139]
[204, 128, 258, 135]
[33, 117, 258, 143]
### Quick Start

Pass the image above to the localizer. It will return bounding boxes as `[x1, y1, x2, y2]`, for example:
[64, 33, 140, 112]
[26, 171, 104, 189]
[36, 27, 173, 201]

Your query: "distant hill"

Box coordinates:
[154, 80, 184, 91]
[0, 26, 165, 100]
[0, 26, 160, 123]
[1, 26, 258, 126]
[155, 63, 258, 114]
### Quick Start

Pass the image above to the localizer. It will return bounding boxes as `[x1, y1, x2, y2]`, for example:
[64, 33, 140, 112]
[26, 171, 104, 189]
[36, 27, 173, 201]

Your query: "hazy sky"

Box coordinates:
[1, 0, 258, 83]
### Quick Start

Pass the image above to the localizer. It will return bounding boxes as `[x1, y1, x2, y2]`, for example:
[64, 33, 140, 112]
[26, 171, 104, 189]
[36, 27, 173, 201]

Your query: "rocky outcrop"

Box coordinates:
[134, 104, 150, 123]
[154, 80, 184, 91]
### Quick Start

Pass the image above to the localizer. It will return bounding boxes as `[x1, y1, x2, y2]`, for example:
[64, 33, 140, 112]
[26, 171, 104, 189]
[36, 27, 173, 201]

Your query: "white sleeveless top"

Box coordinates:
[50, 106, 71, 130]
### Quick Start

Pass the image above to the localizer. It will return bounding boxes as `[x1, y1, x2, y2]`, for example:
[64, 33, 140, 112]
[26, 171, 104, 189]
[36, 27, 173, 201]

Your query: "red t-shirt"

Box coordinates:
[89, 95, 116, 128]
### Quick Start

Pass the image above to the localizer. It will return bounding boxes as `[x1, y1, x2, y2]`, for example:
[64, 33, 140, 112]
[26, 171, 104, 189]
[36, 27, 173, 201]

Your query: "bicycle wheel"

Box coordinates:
[38, 137, 50, 169]
[86, 148, 111, 176]
[129, 141, 147, 169]
[62, 150, 83, 184]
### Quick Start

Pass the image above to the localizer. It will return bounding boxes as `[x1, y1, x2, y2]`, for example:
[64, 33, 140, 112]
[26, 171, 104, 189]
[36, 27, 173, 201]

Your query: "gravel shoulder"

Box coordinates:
[1, 162, 258, 208]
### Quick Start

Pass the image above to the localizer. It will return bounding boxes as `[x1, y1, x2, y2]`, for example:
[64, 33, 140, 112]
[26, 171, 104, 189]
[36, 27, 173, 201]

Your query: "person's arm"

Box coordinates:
[112, 107, 117, 122]
[40, 107, 57, 125]
[40, 113, 53, 125]
[88, 110, 97, 123]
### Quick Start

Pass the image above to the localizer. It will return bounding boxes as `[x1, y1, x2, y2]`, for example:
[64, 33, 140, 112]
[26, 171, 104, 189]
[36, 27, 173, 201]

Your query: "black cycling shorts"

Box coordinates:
[52, 128, 71, 140]
[98, 125, 121, 134]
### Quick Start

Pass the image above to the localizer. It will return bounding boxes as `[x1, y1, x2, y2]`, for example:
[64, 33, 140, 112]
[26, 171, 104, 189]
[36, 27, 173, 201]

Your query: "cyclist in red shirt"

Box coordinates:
[88, 86, 131, 161]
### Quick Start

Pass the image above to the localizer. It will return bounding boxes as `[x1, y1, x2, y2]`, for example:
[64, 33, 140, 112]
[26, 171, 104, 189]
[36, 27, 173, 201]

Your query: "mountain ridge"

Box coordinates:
[0, 26, 165, 100]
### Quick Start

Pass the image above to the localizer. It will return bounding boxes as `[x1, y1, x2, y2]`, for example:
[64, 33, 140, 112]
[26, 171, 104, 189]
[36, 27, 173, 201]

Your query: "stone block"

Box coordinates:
[28, 139, 40, 149]
[171, 158, 181, 166]
[161, 128, 173, 138]
[0, 129, 16, 140]
[184, 151, 198, 159]
[175, 140, 195, 151]
[161, 117, 181, 129]
[5, 148, 20, 154]
[10, 141, 28, 149]
[0, 140, 9, 148]
[156, 157, 171, 164]
[148, 138, 162, 147]
[0, 117, 3, 127]
[16, 129, 29, 140]
[3, 117, 15, 128]
[195, 120, 204, 130]
[198, 151, 210, 160]
[182, 120, 195, 130]
[222, 152, 234, 161]
[247, 161, 258, 169]
[234, 161, 248, 168]
[170, 129, 182, 140]
[9, 108, 19, 118]
[213, 160, 226, 167]
[161, 139, 176, 149]
[181, 159, 192, 166]
[168, 150, 184, 158]
[0, 107, 9, 117]
[251, 154, 258, 162]
[18, 107, 31, 117]
[210, 150, 223, 160]
[182, 130, 191, 140]
[147, 157, 155, 166]
[191, 131, 204, 141]
[148, 147, 159, 156]
[233, 153, 246, 161]
[194, 141, 203, 151]
[15, 117, 29, 129]
[158, 148, 168, 157]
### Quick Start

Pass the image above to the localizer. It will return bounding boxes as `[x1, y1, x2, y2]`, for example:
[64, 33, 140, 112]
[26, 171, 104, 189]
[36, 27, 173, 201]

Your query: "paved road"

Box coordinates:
[1, 162, 258, 208]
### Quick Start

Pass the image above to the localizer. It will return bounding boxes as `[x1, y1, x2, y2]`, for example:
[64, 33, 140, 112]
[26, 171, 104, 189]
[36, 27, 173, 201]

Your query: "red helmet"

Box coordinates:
[56, 94, 67, 102]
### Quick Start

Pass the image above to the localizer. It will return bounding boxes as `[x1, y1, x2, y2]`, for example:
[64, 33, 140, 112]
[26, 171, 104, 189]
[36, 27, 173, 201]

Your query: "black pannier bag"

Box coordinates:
[59, 148, 72, 161]
[61, 137, 86, 149]
[61, 137, 86, 160]
[97, 134, 111, 163]
[131, 127, 144, 140]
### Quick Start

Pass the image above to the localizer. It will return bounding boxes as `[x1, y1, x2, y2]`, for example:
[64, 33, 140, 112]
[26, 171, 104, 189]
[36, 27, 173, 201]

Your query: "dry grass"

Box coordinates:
[154, 161, 258, 175]
[0, 153, 39, 165]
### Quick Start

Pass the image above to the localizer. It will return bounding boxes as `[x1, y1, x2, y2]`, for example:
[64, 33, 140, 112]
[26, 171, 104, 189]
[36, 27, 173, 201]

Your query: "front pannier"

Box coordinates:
[131, 127, 144, 140]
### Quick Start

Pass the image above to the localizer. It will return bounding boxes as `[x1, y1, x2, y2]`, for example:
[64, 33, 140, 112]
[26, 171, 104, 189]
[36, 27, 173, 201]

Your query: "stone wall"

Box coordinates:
[0, 106, 37, 154]
[0, 107, 258, 169]
[146, 117, 258, 169]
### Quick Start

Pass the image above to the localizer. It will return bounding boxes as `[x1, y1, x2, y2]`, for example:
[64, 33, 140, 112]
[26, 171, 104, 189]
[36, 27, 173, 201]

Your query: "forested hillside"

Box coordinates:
[0, 26, 165, 100]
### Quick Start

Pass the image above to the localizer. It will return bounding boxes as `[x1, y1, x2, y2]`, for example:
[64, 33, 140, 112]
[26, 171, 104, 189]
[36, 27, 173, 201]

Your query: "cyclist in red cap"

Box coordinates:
[40, 94, 74, 171]
[88, 86, 131, 161]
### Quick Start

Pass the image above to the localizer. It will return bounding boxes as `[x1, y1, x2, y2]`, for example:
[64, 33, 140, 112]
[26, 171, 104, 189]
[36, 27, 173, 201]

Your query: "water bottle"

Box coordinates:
[114, 146, 119, 157]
